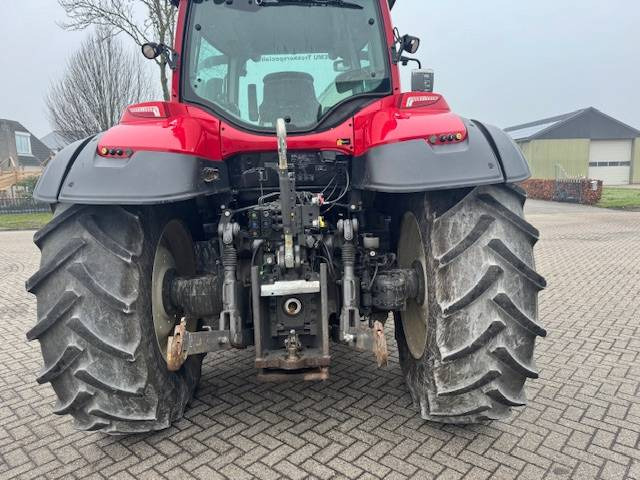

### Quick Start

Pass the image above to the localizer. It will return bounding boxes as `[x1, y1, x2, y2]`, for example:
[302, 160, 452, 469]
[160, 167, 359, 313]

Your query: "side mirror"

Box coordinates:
[142, 42, 162, 60]
[402, 35, 420, 55]
[393, 33, 421, 65]
[141, 42, 179, 70]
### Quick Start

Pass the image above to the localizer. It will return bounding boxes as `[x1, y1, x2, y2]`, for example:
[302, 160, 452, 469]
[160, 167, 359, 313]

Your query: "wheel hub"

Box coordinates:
[152, 243, 178, 360]
[151, 221, 197, 362]
[397, 212, 429, 360]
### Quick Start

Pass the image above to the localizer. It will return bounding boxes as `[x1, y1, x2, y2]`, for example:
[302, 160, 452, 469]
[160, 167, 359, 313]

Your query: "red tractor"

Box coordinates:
[27, 0, 546, 433]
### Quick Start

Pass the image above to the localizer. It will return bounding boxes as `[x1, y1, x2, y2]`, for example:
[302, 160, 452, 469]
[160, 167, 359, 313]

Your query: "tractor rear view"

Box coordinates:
[27, 0, 546, 433]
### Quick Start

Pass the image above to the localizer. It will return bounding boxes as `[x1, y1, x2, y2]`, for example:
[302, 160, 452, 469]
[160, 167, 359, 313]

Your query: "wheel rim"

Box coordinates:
[152, 221, 196, 361]
[397, 212, 429, 359]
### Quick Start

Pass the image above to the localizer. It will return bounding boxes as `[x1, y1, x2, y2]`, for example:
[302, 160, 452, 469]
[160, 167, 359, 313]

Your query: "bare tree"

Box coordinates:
[57, 0, 177, 100]
[46, 29, 152, 142]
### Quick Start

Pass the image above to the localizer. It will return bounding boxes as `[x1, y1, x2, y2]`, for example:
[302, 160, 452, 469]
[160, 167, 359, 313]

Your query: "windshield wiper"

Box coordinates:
[257, 0, 363, 10]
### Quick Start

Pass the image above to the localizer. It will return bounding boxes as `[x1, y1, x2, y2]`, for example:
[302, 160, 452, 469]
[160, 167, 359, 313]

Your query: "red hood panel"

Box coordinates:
[98, 103, 222, 161]
[219, 121, 355, 158]
[353, 94, 467, 155]
[98, 94, 467, 161]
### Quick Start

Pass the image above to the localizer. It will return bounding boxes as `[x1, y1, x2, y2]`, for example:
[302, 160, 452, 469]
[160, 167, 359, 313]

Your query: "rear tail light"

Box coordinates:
[400, 93, 443, 109]
[428, 132, 466, 145]
[126, 102, 169, 119]
[98, 146, 132, 158]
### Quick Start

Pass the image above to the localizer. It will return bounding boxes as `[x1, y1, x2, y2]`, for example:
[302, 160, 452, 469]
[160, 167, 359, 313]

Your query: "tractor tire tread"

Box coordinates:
[437, 214, 496, 266]
[25, 238, 86, 293]
[26, 290, 81, 341]
[396, 184, 545, 424]
[36, 341, 83, 384]
[67, 262, 136, 313]
[27, 205, 200, 433]
[77, 213, 138, 263]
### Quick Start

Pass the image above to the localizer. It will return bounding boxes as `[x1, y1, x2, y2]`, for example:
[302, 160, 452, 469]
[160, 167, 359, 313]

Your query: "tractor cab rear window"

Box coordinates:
[183, 0, 391, 132]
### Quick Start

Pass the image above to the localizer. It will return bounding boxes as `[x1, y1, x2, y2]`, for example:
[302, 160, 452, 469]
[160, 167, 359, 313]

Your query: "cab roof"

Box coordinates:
[170, 0, 396, 8]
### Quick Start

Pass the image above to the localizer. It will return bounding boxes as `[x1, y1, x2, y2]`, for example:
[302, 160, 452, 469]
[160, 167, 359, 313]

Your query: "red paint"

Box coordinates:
[352, 94, 467, 155]
[378, 0, 402, 95]
[219, 121, 355, 159]
[171, 3, 188, 102]
[98, 102, 222, 161]
[101, 1, 467, 163]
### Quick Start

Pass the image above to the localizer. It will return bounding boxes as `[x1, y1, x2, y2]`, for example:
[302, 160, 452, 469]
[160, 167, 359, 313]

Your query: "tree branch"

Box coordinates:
[57, 0, 177, 99]
[46, 29, 153, 141]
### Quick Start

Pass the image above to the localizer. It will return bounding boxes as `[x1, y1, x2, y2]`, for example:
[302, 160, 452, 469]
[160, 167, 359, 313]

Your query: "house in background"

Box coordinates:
[0, 119, 52, 172]
[505, 108, 640, 185]
[41, 130, 76, 154]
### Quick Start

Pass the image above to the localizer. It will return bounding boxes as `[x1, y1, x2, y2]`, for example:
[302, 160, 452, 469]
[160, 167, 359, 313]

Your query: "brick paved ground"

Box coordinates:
[1, 200, 639, 480]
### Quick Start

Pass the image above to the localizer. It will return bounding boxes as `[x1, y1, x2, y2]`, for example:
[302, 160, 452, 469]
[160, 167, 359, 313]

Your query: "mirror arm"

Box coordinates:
[400, 56, 422, 69]
[160, 44, 179, 70]
[391, 44, 403, 65]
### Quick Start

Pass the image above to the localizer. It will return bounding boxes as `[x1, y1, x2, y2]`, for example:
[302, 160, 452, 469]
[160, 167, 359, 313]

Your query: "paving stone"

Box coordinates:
[1, 201, 640, 479]
[301, 458, 336, 480]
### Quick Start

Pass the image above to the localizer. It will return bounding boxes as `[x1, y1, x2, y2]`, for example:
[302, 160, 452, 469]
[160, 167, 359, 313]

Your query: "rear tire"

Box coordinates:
[394, 184, 547, 423]
[26, 205, 202, 434]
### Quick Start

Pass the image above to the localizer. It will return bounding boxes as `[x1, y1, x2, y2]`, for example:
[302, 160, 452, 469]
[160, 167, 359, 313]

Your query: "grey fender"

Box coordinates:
[351, 119, 530, 193]
[473, 120, 530, 183]
[33, 136, 97, 203]
[34, 136, 230, 205]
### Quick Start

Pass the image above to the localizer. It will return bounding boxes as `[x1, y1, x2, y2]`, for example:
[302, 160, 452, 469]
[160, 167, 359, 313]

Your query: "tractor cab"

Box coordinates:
[144, 0, 422, 134]
[183, 0, 392, 132]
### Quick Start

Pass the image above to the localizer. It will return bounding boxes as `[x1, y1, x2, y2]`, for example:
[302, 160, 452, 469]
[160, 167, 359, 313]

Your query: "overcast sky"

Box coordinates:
[1, 0, 638, 138]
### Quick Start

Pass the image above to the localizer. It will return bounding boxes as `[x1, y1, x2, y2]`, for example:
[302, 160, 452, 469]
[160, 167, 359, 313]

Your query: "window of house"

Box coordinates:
[15, 132, 33, 156]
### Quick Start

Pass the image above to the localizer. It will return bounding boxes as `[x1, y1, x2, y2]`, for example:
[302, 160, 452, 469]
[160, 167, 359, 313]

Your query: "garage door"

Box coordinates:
[588, 140, 632, 185]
